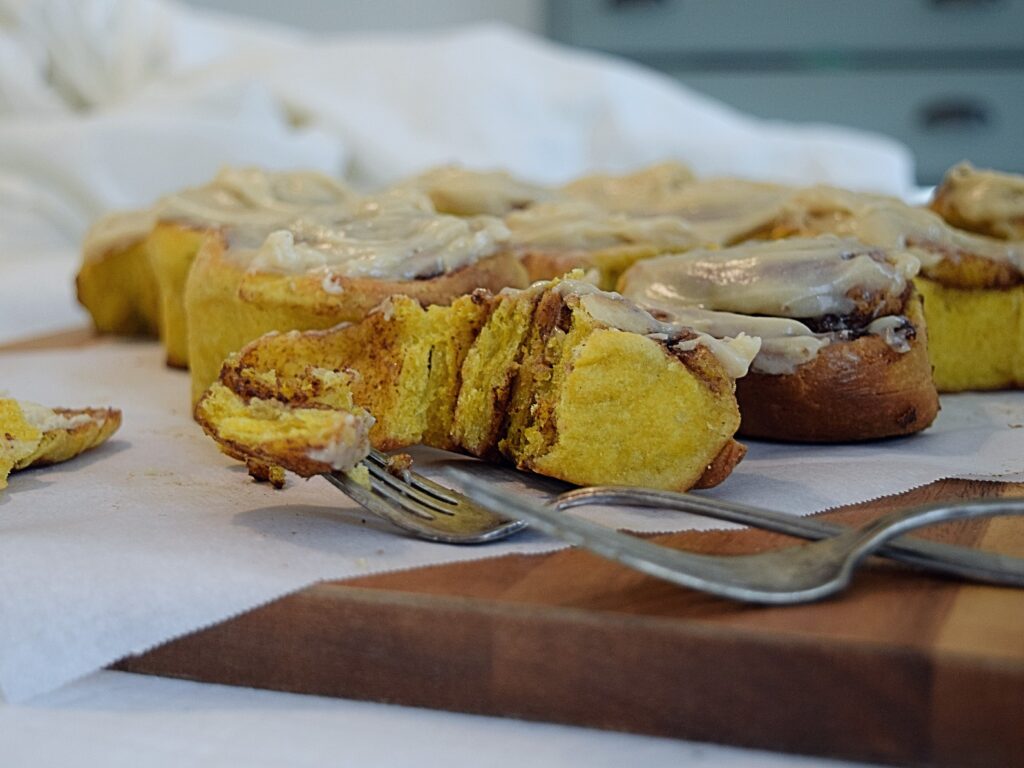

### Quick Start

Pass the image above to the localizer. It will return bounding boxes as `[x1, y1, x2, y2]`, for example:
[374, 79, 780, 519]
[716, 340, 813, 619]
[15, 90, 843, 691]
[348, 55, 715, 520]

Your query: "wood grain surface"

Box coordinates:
[7, 330, 1024, 767]
[113, 480, 1024, 768]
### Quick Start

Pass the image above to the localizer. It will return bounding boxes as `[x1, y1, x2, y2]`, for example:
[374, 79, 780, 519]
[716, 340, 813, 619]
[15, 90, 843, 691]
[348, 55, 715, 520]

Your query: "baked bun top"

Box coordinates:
[505, 199, 702, 251]
[83, 167, 355, 261]
[619, 236, 921, 375]
[931, 162, 1024, 241]
[233, 190, 510, 280]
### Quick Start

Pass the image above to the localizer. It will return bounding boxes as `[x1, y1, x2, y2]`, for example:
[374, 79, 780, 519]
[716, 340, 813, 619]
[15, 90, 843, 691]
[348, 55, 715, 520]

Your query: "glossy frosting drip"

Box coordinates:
[82, 167, 355, 262]
[936, 163, 1024, 238]
[782, 185, 1024, 273]
[397, 165, 553, 216]
[158, 167, 356, 227]
[618, 236, 920, 375]
[241, 191, 510, 280]
[553, 278, 761, 379]
[561, 161, 696, 213]
[648, 306, 829, 376]
[642, 178, 795, 245]
[505, 200, 703, 251]
[620, 236, 918, 318]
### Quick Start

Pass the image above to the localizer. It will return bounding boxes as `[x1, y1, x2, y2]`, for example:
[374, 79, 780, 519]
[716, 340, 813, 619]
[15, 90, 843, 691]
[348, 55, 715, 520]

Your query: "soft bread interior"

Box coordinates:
[210, 280, 745, 490]
[916, 277, 1024, 391]
[1, 399, 121, 489]
[195, 373, 373, 478]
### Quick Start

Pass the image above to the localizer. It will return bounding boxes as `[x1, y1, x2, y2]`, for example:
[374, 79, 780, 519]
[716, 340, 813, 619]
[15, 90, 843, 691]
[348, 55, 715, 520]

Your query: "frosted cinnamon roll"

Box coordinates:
[931, 163, 1024, 242]
[619, 236, 939, 441]
[393, 165, 554, 216]
[185, 189, 528, 404]
[560, 161, 696, 212]
[765, 183, 1024, 391]
[505, 199, 706, 288]
[78, 167, 357, 367]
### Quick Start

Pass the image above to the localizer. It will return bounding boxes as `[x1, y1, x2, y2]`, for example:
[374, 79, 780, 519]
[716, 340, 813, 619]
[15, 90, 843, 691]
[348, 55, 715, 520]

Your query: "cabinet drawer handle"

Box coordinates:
[919, 99, 991, 131]
[929, 0, 1003, 8]
[609, 0, 666, 8]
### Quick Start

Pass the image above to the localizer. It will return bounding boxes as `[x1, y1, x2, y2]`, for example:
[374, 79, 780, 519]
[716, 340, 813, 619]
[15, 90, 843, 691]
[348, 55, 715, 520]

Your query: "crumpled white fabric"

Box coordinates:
[0, 0, 914, 257]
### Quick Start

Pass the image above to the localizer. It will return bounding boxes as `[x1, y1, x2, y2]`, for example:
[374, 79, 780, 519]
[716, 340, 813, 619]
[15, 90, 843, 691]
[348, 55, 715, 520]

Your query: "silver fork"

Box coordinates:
[324, 452, 1024, 592]
[554, 486, 1024, 588]
[448, 469, 1024, 604]
[323, 450, 527, 544]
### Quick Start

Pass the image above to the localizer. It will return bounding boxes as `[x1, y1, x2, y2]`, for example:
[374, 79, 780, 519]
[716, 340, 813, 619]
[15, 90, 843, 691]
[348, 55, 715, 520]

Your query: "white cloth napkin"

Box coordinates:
[0, 0, 914, 257]
[2, 340, 1022, 703]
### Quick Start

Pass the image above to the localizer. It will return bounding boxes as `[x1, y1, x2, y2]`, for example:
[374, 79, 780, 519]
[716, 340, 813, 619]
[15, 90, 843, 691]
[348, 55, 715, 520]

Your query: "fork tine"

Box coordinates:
[323, 470, 432, 522]
[364, 458, 458, 516]
[366, 450, 460, 505]
[324, 453, 528, 545]
[363, 467, 443, 520]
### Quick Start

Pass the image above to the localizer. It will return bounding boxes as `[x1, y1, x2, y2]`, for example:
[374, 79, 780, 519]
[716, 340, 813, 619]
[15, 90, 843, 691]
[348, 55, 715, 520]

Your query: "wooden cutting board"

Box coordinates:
[8, 331, 1024, 767]
[115, 472, 1024, 768]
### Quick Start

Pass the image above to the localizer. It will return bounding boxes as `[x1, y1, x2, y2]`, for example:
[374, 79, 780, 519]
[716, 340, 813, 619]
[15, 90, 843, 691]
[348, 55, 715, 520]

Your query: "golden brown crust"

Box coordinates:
[197, 421, 336, 478]
[734, 294, 938, 442]
[245, 459, 286, 488]
[692, 439, 747, 489]
[226, 236, 529, 319]
[519, 249, 594, 284]
[907, 243, 1021, 289]
[194, 379, 371, 479]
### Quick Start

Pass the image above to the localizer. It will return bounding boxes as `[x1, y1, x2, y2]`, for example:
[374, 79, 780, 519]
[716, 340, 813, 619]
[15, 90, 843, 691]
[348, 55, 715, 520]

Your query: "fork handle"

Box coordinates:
[554, 488, 1024, 588]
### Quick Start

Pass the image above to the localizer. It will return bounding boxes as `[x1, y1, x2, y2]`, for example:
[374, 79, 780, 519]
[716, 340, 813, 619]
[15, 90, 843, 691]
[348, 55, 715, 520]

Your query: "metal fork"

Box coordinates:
[554, 486, 1024, 588]
[450, 470, 1024, 604]
[325, 452, 1024, 593]
[323, 449, 527, 544]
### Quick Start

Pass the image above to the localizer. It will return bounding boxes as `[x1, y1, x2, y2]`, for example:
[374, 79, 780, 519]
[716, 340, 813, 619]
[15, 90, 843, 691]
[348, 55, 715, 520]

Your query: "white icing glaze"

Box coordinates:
[305, 411, 373, 472]
[618, 236, 919, 375]
[620, 236, 919, 319]
[936, 163, 1024, 238]
[82, 167, 355, 263]
[641, 178, 794, 245]
[782, 185, 1024, 273]
[668, 332, 763, 380]
[650, 306, 829, 376]
[396, 165, 553, 216]
[561, 161, 696, 212]
[941, 163, 1024, 223]
[320, 272, 345, 295]
[241, 192, 510, 280]
[554, 278, 761, 379]
[16, 401, 94, 432]
[158, 167, 356, 226]
[505, 200, 702, 251]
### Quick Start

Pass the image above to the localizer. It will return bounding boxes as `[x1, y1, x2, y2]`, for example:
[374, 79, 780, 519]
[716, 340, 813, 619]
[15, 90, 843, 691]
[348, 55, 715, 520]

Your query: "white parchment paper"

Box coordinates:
[1, 341, 1023, 703]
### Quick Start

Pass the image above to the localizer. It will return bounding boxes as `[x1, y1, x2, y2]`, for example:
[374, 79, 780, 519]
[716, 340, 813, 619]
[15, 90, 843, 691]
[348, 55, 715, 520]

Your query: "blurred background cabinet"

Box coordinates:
[549, 0, 1024, 184]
